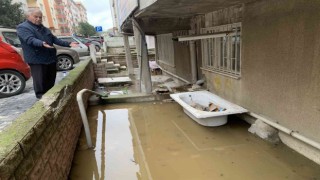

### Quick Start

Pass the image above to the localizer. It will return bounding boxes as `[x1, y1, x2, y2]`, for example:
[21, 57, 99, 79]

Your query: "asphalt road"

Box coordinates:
[0, 57, 89, 132]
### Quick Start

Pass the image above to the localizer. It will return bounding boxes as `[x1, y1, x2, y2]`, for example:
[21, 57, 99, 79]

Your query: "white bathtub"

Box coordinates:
[170, 91, 248, 127]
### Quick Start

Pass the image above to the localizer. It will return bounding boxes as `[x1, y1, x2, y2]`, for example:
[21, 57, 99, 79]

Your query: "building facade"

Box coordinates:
[114, 0, 320, 165]
[109, 0, 119, 34]
[76, 2, 87, 23]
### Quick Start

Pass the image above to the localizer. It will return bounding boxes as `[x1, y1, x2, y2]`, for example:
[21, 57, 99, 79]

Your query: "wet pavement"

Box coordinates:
[0, 73, 65, 132]
[70, 102, 320, 180]
[0, 78, 37, 131]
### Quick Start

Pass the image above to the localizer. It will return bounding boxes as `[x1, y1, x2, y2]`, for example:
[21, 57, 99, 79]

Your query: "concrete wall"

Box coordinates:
[156, 33, 175, 67]
[0, 60, 95, 179]
[105, 36, 135, 48]
[146, 35, 155, 49]
[242, 0, 320, 137]
[173, 41, 192, 82]
[201, 0, 320, 163]
[139, 0, 157, 10]
[156, 33, 192, 82]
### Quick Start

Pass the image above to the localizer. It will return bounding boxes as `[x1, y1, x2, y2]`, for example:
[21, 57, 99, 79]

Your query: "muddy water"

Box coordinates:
[69, 102, 320, 180]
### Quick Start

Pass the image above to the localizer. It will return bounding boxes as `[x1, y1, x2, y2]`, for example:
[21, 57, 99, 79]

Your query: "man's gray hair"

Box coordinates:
[25, 8, 42, 17]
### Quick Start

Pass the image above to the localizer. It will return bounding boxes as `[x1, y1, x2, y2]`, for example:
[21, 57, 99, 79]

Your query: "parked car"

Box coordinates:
[57, 36, 90, 57]
[86, 38, 101, 45]
[0, 28, 80, 71]
[89, 36, 104, 44]
[75, 36, 101, 52]
[0, 37, 31, 98]
[54, 46, 80, 71]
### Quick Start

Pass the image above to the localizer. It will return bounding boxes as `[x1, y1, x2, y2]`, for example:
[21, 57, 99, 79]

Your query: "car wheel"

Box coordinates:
[57, 55, 73, 71]
[95, 45, 100, 52]
[0, 70, 26, 98]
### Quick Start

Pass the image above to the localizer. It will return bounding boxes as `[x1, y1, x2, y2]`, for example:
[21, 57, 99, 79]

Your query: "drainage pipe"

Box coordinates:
[77, 89, 108, 148]
[249, 112, 320, 151]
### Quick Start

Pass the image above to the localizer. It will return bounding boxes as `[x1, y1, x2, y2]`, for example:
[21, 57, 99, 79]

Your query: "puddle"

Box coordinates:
[69, 102, 320, 180]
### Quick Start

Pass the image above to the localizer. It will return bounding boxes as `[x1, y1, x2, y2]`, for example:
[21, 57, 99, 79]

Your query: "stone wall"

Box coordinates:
[0, 60, 95, 179]
[107, 54, 139, 68]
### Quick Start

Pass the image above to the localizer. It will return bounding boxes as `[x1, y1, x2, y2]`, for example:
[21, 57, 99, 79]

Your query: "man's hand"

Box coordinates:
[69, 42, 79, 47]
[43, 42, 54, 48]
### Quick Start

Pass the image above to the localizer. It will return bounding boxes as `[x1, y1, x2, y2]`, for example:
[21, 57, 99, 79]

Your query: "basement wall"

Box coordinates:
[156, 32, 192, 82]
[0, 60, 95, 179]
[198, 0, 320, 164]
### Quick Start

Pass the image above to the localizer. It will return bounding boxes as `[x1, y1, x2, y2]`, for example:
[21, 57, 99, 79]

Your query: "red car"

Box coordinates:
[0, 37, 31, 98]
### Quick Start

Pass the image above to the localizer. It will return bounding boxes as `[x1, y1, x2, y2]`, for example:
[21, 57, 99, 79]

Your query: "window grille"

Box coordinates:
[201, 23, 241, 78]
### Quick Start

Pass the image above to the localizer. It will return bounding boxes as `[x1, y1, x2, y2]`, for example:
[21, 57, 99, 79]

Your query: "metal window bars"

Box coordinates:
[201, 23, 241, 78]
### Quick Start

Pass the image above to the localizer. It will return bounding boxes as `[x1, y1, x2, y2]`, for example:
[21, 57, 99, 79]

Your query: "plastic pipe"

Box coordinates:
[77, 89, 108, 148]
[249, 112, 320, 150]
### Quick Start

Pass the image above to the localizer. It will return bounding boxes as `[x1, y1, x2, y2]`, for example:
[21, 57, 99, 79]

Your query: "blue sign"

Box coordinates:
[95, 26, 103, 32]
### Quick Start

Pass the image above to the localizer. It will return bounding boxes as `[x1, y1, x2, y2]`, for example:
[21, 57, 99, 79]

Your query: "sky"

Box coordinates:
[76, 0, 113, 32]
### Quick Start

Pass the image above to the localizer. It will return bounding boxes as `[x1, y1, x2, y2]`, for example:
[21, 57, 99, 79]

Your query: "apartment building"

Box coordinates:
[76, 2, 87, 23]
[26, 0, 87, 35]
[109, 0, 119, 34]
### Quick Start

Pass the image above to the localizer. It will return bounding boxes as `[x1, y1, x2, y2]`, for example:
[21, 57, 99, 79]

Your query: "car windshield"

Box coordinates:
[59, 37, 75, 43]
[3, 32, 21, 47]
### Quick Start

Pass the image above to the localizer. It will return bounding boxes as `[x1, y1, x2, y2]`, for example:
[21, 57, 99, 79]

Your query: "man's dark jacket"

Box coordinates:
[17, 20, 70, 64]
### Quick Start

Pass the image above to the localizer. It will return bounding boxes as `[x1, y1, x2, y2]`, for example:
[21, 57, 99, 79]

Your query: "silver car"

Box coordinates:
[76, 36, 101, 52]
[0, 28, 80, 71]
[55, 46, 80, 71]
[57, 36, 90, 57]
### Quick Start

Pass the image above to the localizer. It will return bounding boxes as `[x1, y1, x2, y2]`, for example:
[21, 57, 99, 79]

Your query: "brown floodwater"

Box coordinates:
[69, 102, 320, 180]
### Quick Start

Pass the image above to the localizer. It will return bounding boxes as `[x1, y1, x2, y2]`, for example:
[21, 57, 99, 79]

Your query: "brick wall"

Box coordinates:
[0, 60, 95, 180]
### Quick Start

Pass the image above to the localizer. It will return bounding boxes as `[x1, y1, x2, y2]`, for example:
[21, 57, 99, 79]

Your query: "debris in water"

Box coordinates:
[189, 95, 226, 112]
[163, 99, 174, 103]
[187, 84, 202, 91]
[154, 87, 169, 94]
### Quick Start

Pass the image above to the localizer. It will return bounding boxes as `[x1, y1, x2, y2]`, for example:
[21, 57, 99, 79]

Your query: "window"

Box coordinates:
[2, 32, 21, 47]
[59, 37, 73, 42]
[201, 23, 241, 78]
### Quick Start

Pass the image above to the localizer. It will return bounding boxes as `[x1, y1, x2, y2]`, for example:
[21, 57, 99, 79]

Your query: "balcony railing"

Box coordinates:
[58, 23, 68, 27]
[54, 5, 64, 9]
[56, 14, 66, 18]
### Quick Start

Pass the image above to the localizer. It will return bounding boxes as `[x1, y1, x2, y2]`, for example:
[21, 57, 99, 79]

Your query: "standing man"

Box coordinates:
[17, 9, 78, 99]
